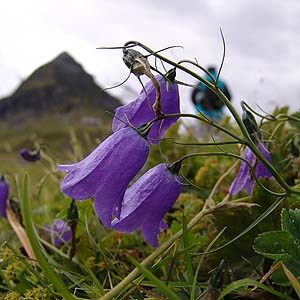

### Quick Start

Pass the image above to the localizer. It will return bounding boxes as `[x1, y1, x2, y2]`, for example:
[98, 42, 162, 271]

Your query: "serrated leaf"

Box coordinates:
[281, 208, 300, 243]
[253, 231, 294, 259]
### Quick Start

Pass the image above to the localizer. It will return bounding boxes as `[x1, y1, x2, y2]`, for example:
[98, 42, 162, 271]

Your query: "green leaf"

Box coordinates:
[281, 208, 300, 243]
[253, 231, 295, 259]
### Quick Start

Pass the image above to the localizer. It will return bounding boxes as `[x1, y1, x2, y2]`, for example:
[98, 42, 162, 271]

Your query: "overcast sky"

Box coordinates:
[0, 0, 299, 116]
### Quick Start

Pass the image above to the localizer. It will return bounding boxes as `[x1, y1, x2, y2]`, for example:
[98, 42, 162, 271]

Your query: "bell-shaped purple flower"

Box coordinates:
[229, 142, 272, 195]
[58, 127, 150, 226]
[111, 163, 182, 247]
[46, 220, 72, 247]
[20, 149, 41, 162]
[0, 178, 9, 218]
[112, 74, 180, 144]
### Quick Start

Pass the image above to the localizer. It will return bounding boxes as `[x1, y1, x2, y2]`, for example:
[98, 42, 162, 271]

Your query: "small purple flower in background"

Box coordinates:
[20, 149, 41, 162]
[58, 127, 150, 226]
[111, 162, 182, 247]
[112, 74, 180, 144]
[46, 220, 71, 247]
[0, 177, 9, 218]
[229, 142, 273, 195]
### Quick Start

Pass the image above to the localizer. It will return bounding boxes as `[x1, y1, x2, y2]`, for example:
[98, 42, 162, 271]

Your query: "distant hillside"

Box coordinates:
[0, 52, 121, 121]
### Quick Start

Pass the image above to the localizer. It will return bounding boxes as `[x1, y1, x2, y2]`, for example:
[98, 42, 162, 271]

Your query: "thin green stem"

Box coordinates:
[175, 151, 287, 197]
[99, 206, 213, 300]
[127, 256, 181, 300]
[125, 41, 300, 195]
[151, 112, 242, 142]
[163, 139, 242, 147]
[194, 196, 285, 257]
[191, 227, 227, 300]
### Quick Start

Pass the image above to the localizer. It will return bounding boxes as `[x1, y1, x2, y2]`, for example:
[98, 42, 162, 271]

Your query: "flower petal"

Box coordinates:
[256, 142, 273, 179]
[229, 143, 273, 195]
[45, 220, 71, 247]
[0, 179, 9, 218]
[229, 147, 254, 195]
[59, 127, 149, 201]
[112, 75, 180, 144]
[112, 163, 182, 246]
[91, 129, 150, 226]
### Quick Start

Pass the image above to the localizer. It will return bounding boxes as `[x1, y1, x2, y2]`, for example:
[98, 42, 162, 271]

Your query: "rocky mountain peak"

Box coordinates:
[0, 52, 121, 120]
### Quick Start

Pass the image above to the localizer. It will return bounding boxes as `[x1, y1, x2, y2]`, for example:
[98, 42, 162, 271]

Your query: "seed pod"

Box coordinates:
[242, 110, 261, 141]
[122, 48, 151, 77]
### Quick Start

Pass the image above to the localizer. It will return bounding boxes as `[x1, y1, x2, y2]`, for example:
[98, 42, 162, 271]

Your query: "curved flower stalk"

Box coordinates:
[111, 162, 182, 247]
[229, 142, 272, 195]
[0, 177, 9, 218]
[45, 220, 72, 247]
[58, 127, 150, 226]
[112, 74, 180, 144]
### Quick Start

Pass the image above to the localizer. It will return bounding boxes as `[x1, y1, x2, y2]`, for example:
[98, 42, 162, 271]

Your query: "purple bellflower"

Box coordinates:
[229, 142, 273, 195]
[0, 177, 9, 218]
[112, 74, 180, 144]
[20, 149, 41, 162]
[46, 220, 72, 247]
[58, 127, 150, 226]
[111, 162, 182, 247]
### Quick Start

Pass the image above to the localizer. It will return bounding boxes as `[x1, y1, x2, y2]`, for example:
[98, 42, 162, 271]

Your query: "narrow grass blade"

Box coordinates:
[127, 255, 181, 300]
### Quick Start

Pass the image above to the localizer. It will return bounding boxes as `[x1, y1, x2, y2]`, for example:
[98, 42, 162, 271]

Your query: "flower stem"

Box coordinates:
[99, 206, 213, 300]
[125, 41, 300, 195]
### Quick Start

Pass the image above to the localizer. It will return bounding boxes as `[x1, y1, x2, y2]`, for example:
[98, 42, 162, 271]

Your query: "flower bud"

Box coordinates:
[122, 48, 150, 77]
[20, 149, 41, 162]
[242, 110, 261, 142]
[0, 177, 9, 218]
